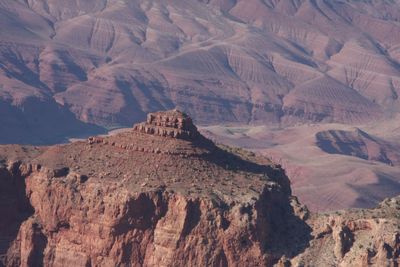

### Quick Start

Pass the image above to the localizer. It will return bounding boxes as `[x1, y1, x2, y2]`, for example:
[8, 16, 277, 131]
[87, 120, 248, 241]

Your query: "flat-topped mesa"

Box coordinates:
[133, 109, 200, 140]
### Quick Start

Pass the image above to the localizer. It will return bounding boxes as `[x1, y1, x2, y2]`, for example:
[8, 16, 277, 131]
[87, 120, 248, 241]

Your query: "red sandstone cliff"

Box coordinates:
[0, 110, 398, 266]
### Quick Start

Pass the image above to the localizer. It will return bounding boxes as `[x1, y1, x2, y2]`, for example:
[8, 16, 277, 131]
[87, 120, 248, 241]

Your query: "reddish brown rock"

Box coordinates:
[293, 201, 400, 266]
[0, 111, 399, 267]
[133, 110, 200, 140]
[0, 111, 303, 266]
[0, 161, 303, 267]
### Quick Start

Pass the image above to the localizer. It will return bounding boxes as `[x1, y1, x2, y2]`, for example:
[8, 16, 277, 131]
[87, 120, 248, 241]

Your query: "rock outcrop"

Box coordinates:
[291, 198, 400, 266]
[133, 110, 200, 140]
[0, 111, 399, 267]
[0, 110, 304, 266]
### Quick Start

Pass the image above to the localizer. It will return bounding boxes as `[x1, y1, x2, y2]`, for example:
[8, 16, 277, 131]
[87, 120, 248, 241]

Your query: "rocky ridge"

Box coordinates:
[316, 128, 400, 166]
[0, 110, 399, 266]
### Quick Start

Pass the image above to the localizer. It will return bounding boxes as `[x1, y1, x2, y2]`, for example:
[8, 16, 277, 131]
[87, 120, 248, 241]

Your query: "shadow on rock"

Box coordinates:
[0, 164, 34, 266]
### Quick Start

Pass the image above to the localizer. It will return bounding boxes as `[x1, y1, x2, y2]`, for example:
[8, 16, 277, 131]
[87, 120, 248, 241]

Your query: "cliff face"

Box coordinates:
[1, 161, 307, 267]
[0, 110, 399, 267]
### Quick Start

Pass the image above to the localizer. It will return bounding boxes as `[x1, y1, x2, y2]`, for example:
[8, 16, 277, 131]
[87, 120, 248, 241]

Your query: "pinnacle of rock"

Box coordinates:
[133, 109, 200, 140]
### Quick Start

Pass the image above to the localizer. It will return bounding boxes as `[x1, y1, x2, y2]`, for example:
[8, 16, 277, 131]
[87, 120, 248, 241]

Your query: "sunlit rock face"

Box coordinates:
[0, 111, 399, 266]
[0, 111, 300, 266]
[133, 110, 200, 140]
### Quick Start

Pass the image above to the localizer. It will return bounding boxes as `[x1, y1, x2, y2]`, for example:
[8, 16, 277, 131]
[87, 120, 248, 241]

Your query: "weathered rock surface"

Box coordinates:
[0, 111, 399, 266]
[0, 111, 305, 266]
[293, 198, 400, 266]
[133, 110, 200, 140]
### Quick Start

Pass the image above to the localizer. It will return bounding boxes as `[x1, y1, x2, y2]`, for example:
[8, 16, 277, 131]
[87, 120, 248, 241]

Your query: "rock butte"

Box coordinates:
[133, 110, 200, 140]
[0, 110, 398, 266]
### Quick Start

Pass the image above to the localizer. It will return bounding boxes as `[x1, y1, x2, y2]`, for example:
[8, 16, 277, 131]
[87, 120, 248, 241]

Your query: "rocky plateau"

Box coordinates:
[0, 110, 399, 266]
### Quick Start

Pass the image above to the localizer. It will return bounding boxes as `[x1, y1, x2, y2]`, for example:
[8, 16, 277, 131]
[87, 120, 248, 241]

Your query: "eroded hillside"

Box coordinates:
[2, 0, 400, 143]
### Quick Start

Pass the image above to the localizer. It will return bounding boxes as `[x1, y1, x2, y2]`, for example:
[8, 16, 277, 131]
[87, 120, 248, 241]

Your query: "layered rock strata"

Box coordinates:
[0, 110, 300, 266]
[0, 110, 398, 267]
[133, 110, 200, 140]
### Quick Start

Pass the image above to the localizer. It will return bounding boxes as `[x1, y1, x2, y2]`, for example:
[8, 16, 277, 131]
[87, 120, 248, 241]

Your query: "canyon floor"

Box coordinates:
[202, 116, 400, 212]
